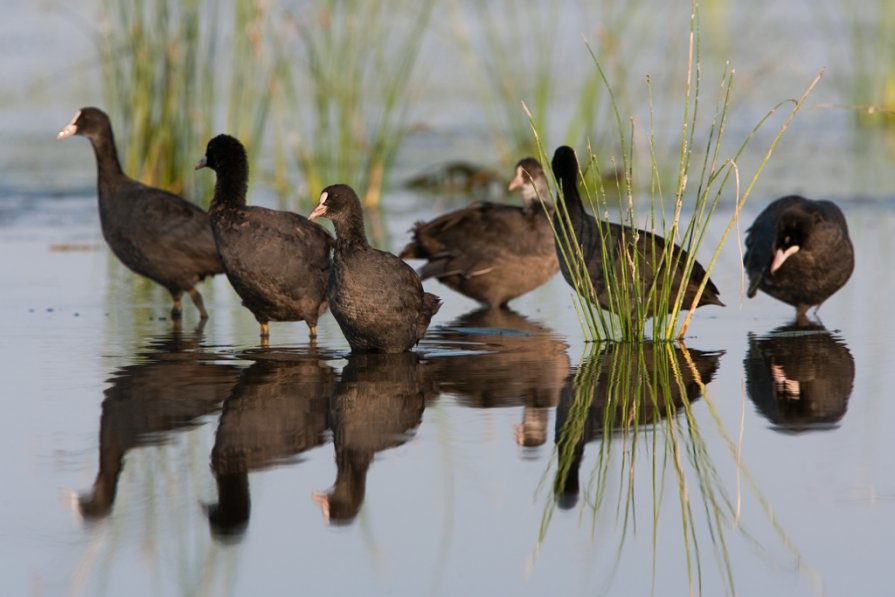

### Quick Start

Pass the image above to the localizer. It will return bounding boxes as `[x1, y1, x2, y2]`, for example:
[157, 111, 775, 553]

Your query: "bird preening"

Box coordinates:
[744, 194, 854, 323]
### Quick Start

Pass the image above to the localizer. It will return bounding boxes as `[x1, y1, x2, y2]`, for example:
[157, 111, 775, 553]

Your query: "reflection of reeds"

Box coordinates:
[542, 343, 730, 592]
[532, 2, 821, 342]
[539, 341, 816, 595]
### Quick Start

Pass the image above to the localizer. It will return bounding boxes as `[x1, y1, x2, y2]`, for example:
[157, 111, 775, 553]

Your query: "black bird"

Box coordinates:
[309, 184, 441, 353]
[57, 107, 224, 319]
[744, 195, 854, 321]
[398, 158, 558, 308]
[196, 134, 333, 339]
[550, 146, 723, 318]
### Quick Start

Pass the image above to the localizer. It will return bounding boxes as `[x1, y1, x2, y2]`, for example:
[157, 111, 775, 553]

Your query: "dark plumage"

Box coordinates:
[196, 134, 333, 339]
[57, 107, 224, 319]
[309, 184, 441, 353]
[398, 157, 558, 308]
[744, 195, 854, 321]
[551, 146, 723, 317]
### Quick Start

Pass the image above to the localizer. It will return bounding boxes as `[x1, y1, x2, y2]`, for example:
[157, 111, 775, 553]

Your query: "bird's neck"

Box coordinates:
[211, 161, 249, 208]
[522, 179, 550, 212]
[89, 127, 126, 192]
[333, 213, 370, 250]
[559, 175, 586, 218]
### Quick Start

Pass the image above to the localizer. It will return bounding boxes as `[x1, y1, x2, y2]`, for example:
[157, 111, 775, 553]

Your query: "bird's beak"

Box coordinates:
[56, 111, 81, 140]
[194, 156, 207, 170]
[770, 245, 800, 273]
[507, 171, 524, 192]
[311, 491, 330, 522]
[308, 203, 327, 220]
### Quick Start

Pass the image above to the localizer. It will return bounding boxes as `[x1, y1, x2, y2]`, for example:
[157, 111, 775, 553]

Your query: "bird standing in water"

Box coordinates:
[310, 184, 441, 353]
[550, 145, 723, 322]
[744, 194, 854, 322]
[196, 134, 333, 340]
[57, 107, 224, 320]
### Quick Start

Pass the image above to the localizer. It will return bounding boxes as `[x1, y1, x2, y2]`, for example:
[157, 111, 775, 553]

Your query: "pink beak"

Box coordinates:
[309, 203, 327, 220]
[770, 245, 800, 273]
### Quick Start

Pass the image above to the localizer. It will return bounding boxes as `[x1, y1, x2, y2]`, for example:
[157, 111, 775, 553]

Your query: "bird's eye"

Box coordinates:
[783, 235, 791, 245]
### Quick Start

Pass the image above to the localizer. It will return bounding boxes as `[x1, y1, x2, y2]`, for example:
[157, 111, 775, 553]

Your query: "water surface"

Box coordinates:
[2, 2, 894, 596]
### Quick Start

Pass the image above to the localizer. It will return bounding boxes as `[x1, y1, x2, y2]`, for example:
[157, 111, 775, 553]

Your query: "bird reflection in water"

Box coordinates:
[744, 322, 854, 431]
[206, 349, 337, 540]
[313, 352, 436, 525]
[553, 343, 723, 509]
[77, 323, 241, 519]
[427, 307, 569, 450]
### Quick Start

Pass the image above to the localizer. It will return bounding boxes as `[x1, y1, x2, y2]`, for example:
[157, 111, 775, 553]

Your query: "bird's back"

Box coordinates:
[99, 177, 223, 289]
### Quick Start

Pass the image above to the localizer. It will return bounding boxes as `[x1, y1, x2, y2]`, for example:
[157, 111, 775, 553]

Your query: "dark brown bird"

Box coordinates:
[310, 184, 441, 353]
[196, 134, 333, 340]
[57, 107, 224, 319]
[551, 145, 723, 318]
[744, 195, 854, 321]
[399, 157, 558, 308]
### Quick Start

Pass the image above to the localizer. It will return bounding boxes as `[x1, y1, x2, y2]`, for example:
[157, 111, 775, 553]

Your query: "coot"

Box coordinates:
[399, 157, 558, 308]
[196, 134, 333, 339]
[309, 184, 441, 353]
[744, 195, 854, 320]
[57, 107, 223, 319]
[551, 145, 723, 317]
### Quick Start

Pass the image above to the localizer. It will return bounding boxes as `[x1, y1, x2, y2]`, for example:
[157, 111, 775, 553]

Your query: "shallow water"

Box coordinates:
[3, 2, 895, 596]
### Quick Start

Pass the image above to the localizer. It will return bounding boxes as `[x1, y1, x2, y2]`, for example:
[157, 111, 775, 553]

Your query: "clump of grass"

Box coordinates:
[95, 0, 278, 201]
[532, 2, 821, 342]
[452, 0, 651, 166]
[270, 0, 435, 208]
[817, 0, 895, 126]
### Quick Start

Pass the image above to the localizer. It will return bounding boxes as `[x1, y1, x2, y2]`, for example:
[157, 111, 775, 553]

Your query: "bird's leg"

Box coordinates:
[170, 291, 184, 321]
[260, 322, 270, 348]
[188, 288, 209, 320]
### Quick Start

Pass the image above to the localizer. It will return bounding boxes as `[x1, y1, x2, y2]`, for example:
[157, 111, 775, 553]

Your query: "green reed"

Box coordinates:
[454, 0, 650, 166]
[534, 2, 821, 342]
[270, 0, 435, 208]
[818, 0, 895, 126]
[95, 0, 278, 202]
